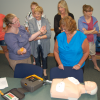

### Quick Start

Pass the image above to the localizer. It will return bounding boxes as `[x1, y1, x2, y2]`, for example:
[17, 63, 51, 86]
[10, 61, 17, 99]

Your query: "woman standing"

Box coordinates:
[78, 4, 100, 71]
[29, 6, 51, 80]
[24, 1, 46, 32]
[54, 0, 74, 41]
[24, 1, 48, 65]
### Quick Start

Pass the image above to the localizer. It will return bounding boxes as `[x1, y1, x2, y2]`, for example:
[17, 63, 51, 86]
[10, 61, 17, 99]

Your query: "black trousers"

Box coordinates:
[35, 45, 47, 69]
[81, 65, 85, 73]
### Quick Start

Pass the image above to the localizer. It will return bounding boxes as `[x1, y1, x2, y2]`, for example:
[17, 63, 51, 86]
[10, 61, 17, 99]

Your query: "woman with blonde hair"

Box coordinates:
[54, 0, 74, 41]
[4, 13, 46, 70]
[24, 1, 47, 65]
[24, 1, 47, 32]
[78, 4, 100, 71]
[29, 6, 51, 80]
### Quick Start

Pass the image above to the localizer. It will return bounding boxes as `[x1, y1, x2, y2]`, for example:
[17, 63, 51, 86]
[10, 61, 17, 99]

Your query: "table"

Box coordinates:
[0, 77, 98, 100]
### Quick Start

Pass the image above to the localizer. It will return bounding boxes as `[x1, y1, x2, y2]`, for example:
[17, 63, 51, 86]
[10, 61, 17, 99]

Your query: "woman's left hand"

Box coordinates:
[72, 65, 80, 70]
[58, 64, 64, 70]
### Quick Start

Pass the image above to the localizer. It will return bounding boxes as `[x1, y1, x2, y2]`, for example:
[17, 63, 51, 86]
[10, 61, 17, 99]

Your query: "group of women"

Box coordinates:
[53, 0, 100, 72]
[0, 0, 100, 80]
[54, 0, 89, 72]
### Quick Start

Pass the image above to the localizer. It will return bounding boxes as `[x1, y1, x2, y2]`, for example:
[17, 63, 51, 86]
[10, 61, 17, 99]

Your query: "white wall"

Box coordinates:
[0, 0, 100, 52]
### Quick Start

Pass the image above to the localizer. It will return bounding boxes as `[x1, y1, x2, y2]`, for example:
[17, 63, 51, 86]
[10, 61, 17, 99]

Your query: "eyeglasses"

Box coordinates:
[12, 18, 19, 24]
[61, 28, 66, 31]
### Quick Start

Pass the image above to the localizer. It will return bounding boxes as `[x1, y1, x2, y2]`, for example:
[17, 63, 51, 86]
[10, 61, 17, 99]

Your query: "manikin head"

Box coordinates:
[85, 81, 98, 95]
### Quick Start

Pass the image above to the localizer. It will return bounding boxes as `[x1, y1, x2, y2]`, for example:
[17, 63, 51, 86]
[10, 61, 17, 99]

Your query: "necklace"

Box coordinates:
[18, 33, 21, 37]
[37, 20, 41, 30]
[18, 32, 21, 37]
[67, 34, 74, 38]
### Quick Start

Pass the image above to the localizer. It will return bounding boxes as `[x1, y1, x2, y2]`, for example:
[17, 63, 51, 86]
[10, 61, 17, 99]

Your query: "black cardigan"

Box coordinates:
[54, 13, 74, 40]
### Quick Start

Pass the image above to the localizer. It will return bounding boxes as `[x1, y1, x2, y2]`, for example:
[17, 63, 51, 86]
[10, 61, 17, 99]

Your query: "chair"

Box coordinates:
[14, 63, 43, 78]
[50, 67, 83, 83]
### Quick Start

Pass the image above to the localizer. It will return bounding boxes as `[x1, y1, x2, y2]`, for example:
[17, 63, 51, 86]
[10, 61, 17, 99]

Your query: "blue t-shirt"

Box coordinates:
[57, 31, 86, 68]
[4, 25, 31, 60]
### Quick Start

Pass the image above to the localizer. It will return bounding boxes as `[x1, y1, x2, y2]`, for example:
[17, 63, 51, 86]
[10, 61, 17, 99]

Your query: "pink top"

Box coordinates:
[86, 17, 94, 42]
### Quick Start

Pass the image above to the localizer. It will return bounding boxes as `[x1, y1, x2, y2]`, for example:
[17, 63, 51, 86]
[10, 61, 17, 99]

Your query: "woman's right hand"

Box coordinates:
[58, 64, 64, 70]
[93, 27, 96, 31]
[40, 26, 47, 35]
[19, 47, 27, 55]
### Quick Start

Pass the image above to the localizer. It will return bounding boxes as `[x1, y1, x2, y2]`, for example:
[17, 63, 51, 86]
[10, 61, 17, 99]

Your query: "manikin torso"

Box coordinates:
[50, 77, 97, 100]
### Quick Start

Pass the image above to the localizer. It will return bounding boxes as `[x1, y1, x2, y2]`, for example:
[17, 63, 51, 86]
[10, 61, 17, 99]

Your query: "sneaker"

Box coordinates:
[33, 62, 36, 65]
[41, 64, 43, 68]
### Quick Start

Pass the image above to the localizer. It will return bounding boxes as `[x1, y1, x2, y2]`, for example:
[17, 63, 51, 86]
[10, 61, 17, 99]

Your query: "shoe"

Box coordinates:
[41, 64, 43, 68]
[94, 67, 100, 72]
[44, 76, 48, 80]
[33, 62, 36, 65]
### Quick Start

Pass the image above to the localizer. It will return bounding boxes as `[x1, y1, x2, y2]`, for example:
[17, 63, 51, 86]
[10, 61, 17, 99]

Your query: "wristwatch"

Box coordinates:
[41, 36, 42, 39]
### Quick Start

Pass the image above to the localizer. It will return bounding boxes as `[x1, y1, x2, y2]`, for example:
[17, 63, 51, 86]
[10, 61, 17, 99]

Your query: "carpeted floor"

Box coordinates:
[0, 54, 100, 99]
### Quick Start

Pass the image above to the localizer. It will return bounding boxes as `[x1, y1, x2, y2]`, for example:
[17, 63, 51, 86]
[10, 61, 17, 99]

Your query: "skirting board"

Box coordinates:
[88, 55, 100, 60]
[0, 50, 54, 57]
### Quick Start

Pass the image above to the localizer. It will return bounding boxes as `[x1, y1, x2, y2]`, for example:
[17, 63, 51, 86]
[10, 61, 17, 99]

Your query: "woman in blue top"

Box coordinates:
[54, 16, 89, 72]
[3, 13, 46, 70]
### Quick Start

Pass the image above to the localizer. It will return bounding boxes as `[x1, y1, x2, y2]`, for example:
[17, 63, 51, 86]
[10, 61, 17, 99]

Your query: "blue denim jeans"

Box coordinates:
[0, 40, 6, 46]
[35, 45, 47, 69]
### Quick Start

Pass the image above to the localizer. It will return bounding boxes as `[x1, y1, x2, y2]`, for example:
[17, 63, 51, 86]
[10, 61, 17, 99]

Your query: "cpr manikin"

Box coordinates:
[50, 77, 98, 100]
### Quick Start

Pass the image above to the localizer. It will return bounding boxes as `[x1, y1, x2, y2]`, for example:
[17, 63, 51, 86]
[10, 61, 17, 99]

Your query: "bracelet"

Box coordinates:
[77, 64, 81, 67]
[39, 30, 42, 33]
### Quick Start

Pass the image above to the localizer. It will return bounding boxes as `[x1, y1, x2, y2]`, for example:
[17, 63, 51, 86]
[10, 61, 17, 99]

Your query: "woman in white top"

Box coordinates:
[29, 6, 51, 80]
[24, 1, 46, 32]
[24, 1, 47, 66]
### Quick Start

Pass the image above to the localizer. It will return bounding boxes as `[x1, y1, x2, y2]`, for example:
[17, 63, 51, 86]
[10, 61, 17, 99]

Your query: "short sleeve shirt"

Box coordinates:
[0, 14, 5, 40]
[57, 31, 86, 68]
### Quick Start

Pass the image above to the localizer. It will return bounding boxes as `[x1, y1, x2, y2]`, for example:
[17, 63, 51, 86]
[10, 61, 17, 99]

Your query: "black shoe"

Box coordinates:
[44, 76, 48, 80]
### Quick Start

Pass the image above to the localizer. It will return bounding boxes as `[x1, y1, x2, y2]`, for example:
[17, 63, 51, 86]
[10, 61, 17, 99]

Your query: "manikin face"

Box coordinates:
[11, 17, 20, 27]
[31, 5, 37, 14]
[58, 4, 66, 14]
[85, 81, 97, 95]
[85, 81, 96, 91]
[34, 11, 42, 21]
